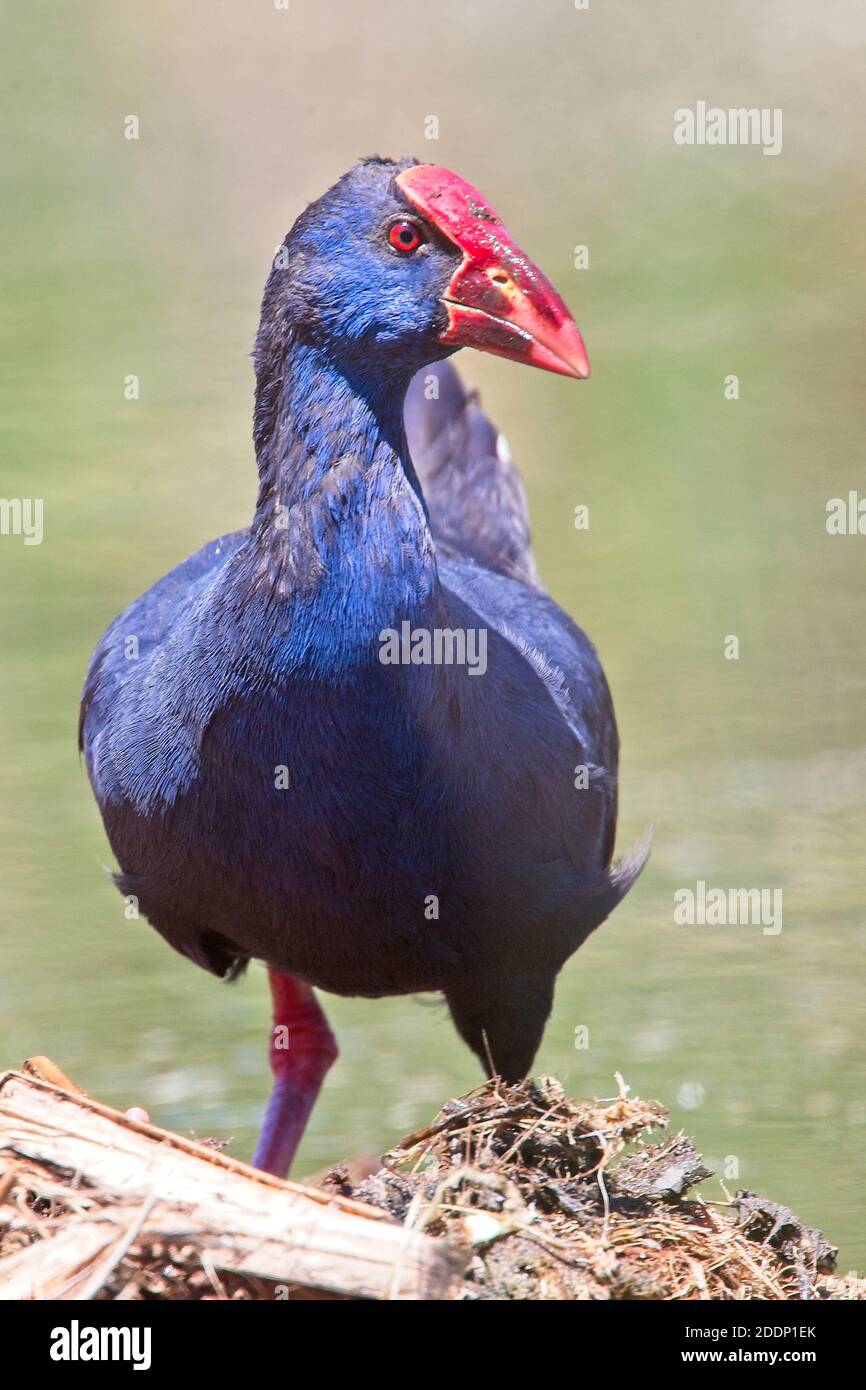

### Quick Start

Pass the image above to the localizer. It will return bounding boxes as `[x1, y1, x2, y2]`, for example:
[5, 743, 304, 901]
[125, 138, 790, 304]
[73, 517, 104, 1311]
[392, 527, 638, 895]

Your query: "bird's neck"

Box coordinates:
[246, 340, 440, 670]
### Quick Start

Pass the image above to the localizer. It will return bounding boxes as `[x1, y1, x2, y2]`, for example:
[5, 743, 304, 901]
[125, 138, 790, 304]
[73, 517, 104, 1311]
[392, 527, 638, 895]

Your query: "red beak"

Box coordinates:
[395, 164, 589, 380]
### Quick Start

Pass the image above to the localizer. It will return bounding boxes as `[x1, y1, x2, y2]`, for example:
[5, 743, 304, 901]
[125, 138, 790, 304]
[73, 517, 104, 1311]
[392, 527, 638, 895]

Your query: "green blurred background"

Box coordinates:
[2, 1, 865, 1269]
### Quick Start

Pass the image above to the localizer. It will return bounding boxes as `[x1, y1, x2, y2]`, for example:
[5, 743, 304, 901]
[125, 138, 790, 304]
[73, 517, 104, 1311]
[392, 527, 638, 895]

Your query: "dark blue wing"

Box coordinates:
[405, 361, 539, 587]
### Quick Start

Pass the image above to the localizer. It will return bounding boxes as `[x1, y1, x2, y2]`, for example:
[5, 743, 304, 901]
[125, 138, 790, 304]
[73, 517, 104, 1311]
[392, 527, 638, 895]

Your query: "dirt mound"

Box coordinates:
[1, 1061, 862, 1300]
[324, 1075, 858, 1301]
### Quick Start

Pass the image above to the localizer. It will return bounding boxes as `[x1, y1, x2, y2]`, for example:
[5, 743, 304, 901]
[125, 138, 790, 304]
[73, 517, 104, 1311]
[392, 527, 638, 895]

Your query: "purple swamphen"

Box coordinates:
[80, 158, 647, 1176]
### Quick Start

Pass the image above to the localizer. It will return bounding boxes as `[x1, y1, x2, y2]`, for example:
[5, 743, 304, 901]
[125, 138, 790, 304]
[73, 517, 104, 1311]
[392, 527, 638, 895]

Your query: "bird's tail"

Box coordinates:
[606, 826, 654, 912]
[404, 360, 540, 587]
[567, 826, 654, 958]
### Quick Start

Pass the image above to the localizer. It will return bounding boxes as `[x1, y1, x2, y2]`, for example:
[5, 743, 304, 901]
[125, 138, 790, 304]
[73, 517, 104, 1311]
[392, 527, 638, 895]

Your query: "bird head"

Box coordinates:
[263, 156, 589, 382]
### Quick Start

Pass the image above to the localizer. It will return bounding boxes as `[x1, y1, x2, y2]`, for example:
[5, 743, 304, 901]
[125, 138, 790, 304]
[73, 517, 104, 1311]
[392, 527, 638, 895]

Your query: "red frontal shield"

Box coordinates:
[396, 164, 589, 379]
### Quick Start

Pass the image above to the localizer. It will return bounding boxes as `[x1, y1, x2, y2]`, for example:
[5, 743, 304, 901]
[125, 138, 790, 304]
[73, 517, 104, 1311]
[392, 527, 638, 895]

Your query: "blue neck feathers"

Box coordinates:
[241, 340, 440, 678]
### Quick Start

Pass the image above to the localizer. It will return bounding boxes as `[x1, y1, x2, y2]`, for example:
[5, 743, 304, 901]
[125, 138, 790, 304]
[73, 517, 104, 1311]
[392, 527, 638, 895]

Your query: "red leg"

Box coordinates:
[252, 969, 338, 1178]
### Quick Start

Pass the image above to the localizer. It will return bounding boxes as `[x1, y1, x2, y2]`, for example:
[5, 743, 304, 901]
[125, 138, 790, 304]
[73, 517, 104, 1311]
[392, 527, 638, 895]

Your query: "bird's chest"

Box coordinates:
[170, 664, 467, 991]
[197, 664, 457, 895]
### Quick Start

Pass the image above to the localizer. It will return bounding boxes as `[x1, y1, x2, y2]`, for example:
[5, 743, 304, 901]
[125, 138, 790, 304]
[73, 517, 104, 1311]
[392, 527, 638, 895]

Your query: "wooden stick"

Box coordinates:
[0, 1067, 466, 1301]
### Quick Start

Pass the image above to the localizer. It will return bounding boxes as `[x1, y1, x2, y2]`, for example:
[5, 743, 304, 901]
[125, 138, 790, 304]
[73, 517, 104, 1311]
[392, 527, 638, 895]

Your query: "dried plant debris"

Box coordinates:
[0, 1064, 462, 1301]
[614, 1135, 714, 1201]
[2, 1066, 864, 1301]
[323, 1076, 863, 1301]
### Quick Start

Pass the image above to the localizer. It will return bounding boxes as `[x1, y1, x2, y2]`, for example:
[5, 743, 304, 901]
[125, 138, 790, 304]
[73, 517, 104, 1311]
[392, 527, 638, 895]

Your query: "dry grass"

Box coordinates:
[325, 1075, 863, 1301]
[2, 1062, 863, 1301]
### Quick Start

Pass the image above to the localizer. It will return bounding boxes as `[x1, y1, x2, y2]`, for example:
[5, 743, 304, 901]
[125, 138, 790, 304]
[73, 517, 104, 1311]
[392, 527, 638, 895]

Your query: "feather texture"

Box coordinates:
[79, 159, 646, 1081]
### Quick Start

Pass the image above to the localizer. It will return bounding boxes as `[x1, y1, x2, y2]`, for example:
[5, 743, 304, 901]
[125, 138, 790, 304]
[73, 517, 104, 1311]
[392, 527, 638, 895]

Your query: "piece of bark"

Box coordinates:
[614, 1135, 713, 1201]
[0, 1223, 120, 1300]
[0, 1068, 466, 1301]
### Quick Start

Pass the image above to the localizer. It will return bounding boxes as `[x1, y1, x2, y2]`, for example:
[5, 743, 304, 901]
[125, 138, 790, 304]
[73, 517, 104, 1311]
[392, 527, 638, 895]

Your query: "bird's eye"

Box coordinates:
[387, 219, 424, 254]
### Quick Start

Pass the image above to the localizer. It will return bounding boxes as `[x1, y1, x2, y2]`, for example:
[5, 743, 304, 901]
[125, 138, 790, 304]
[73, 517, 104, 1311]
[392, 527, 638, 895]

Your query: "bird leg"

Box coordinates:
[252, 968, 338, 1178]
